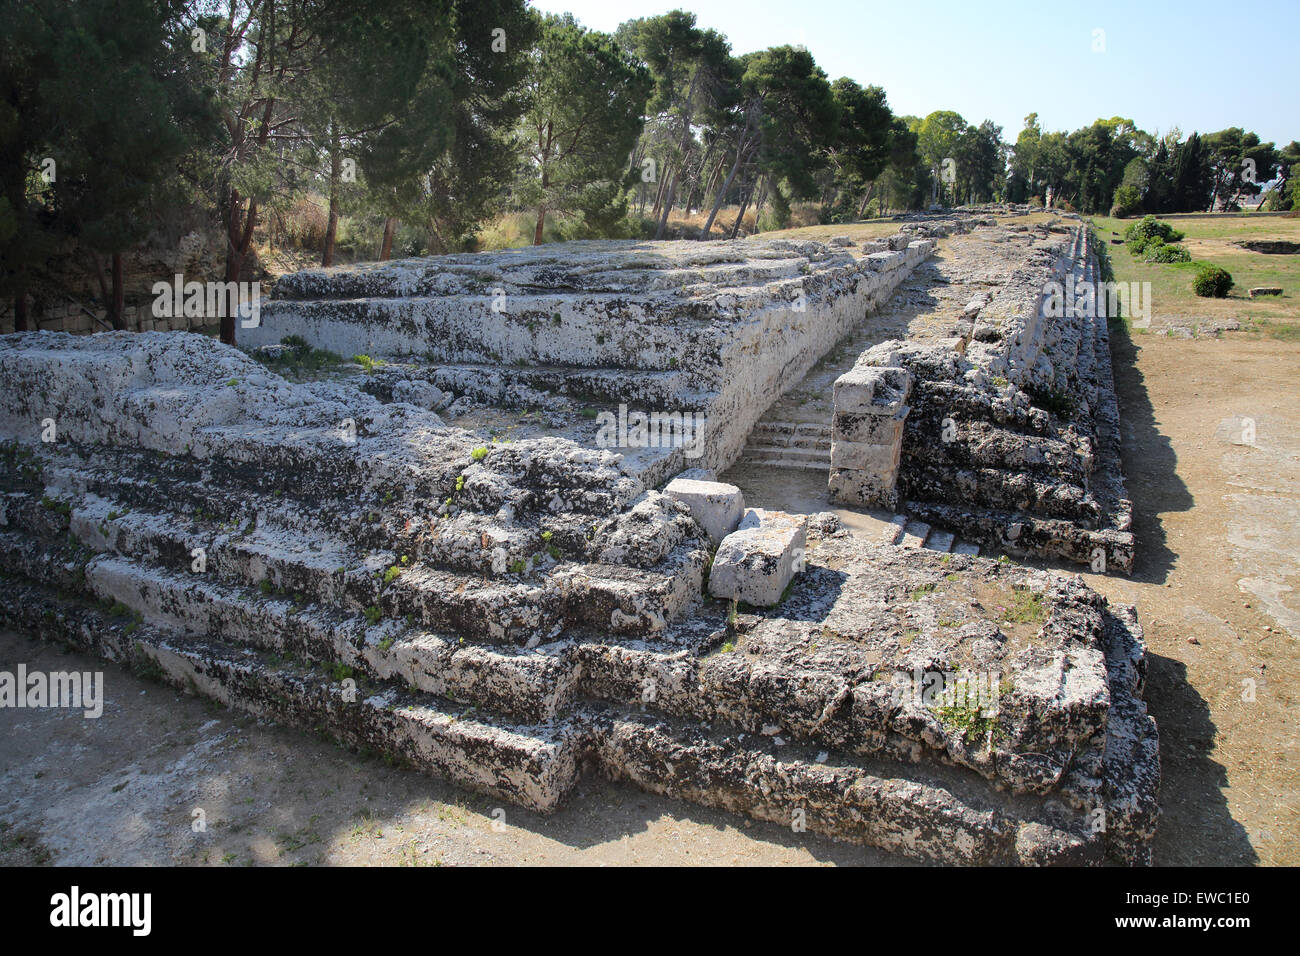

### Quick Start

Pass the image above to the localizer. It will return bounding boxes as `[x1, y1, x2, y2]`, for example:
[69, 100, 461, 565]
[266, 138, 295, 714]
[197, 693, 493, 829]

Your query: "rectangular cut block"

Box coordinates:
[924, 529, 955, 552]
[901, 520, 930, 548]
[829, 438, 902, 473]
[861, 251, 905, 272]
[828, 468, 899, 509]
[833, 408, 907, 446]
[707, 508, 807, 607]
[664, 477, 745, 547]
[832, 365, 912, 415]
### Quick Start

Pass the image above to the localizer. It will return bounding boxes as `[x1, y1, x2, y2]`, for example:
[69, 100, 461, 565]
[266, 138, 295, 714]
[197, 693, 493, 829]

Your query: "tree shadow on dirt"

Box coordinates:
[1107, 317, 1193, 585]
[1145, 651, 1257, 864]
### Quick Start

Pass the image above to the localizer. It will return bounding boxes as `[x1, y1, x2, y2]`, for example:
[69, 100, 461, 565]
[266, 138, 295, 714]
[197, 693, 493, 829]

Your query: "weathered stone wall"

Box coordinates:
[829, 220, 1134, 572]
[0, 228, 1157, 865]
[246, 235, 943, 475]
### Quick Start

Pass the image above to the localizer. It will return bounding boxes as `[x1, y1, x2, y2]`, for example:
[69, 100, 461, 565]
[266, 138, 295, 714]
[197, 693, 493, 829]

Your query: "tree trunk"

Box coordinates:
[110, 252, 126, 330]
[654, 171, 677, 239]
[322, 125, 342, 267]
[380, 217, 398, 260]
[533, 204, 546, 245]
[701, 121, 755, 239]
[729, 175, 757, 239]
[13, 289, 28, 332]
[857, 181, 877, 219]
[222, 187, 258, 345]
[650, 169, 669, 221]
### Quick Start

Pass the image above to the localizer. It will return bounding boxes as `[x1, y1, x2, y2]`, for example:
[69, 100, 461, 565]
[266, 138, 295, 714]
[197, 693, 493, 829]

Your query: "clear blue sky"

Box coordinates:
[528, 0, 1300, 147]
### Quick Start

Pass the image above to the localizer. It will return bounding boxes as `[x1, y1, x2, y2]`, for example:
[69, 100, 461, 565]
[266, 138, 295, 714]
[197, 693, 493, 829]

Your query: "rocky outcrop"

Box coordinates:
[0, 235, 1157, 865]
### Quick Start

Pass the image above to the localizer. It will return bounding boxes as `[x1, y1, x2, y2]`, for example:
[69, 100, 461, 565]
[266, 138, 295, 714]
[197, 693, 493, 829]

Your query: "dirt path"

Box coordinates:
[1070, 326, 1300, 864]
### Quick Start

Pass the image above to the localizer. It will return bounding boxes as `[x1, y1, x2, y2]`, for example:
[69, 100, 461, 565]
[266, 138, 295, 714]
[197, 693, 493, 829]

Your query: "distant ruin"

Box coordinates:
[0, 209, 1159, 864]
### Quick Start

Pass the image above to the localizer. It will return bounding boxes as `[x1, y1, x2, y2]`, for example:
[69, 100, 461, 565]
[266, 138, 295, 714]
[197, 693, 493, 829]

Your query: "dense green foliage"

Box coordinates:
[1193, 264, 1234, 298]
[2, 1, 1294, 341]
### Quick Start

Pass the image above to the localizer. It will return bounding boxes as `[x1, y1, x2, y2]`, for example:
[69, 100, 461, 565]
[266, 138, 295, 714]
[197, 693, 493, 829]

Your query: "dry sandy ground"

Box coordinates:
[2, 316, 1297, 869]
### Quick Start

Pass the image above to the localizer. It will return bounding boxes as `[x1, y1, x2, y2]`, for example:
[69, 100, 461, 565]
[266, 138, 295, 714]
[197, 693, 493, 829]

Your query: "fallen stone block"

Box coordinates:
[1248, 287, 1282, 298]
[708, 508, 807, 606]
[664, 477, 745, 547]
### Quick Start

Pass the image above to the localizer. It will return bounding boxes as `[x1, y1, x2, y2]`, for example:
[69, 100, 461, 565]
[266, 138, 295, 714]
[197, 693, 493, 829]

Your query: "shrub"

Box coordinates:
[1123, 215, 1184, 245]
[1144, 243, 1191, 263]
[1110, 185, 1142, 218]
[1129, 235, 1153, 256]
[280, 196, 328, 251]
[1192, 264, 1234, 298]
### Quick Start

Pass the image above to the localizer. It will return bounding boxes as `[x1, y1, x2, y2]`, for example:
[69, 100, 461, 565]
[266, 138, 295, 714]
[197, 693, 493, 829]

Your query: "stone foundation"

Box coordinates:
[0, 225, 1157, 865]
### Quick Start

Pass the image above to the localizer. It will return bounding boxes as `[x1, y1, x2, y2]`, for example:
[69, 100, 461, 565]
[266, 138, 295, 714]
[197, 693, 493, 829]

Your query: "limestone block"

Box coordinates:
[828, 468, 898, 509]
[861, 251, 904, 273]
[707, 508, 806, 607]
[832, 365, 912, 415]
[391, 379, 452, 411]
[829, 438, 902, 474]
[665, 477, 745, 547]
[833, 408, 907, 446]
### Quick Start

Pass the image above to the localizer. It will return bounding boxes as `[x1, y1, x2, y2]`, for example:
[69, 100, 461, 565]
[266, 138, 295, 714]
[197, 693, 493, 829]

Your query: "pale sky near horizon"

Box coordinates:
[527, 0, 1299, 147]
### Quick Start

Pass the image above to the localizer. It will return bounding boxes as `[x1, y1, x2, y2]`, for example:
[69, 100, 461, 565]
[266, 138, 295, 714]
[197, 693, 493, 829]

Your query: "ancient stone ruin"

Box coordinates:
[0, 211, 1159, 864]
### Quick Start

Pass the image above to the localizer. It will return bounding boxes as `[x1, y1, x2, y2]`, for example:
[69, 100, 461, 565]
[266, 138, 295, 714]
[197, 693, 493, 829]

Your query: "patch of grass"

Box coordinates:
[328, 663, 354, 682]
[909, 582, 938, 601]
[1000, 586, 1046, 625]
[1024, 384, 1077, 419]
[934, 698, 998, 745]
[353, 353, 386, 374]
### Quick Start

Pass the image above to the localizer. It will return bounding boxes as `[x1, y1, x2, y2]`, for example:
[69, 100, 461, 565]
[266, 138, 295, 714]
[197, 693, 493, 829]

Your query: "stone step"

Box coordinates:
[740, 443, 828, 462]
[881, 514, 908, 546]
[900, 520, 931, 548]
[1, 572, 1137, 865]
[50, 489, 703, 646]
[923, 529, 955, 552]
[952, 541, 981, 556]
[82, 552, 579, 723]
[748, 421, 833, 445]
[739, 456, 831, 472]
[11, 587, 584, 813]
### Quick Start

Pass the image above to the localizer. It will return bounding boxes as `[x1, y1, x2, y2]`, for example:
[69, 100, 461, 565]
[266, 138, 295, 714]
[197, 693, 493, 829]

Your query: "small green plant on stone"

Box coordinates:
[934, 698, 998, 746]
[909, 582, 937, 601]
[470, 447, 488, 463]
[1001, 586, 1046, 625]
[329, 663, 354, 682]
[363, 605, 382, 626]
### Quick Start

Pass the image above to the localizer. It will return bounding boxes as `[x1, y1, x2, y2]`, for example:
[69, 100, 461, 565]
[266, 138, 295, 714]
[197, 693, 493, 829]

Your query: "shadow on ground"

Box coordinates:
[1107, 317, 1193, 586]
[1145, 652, 1257, 865]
